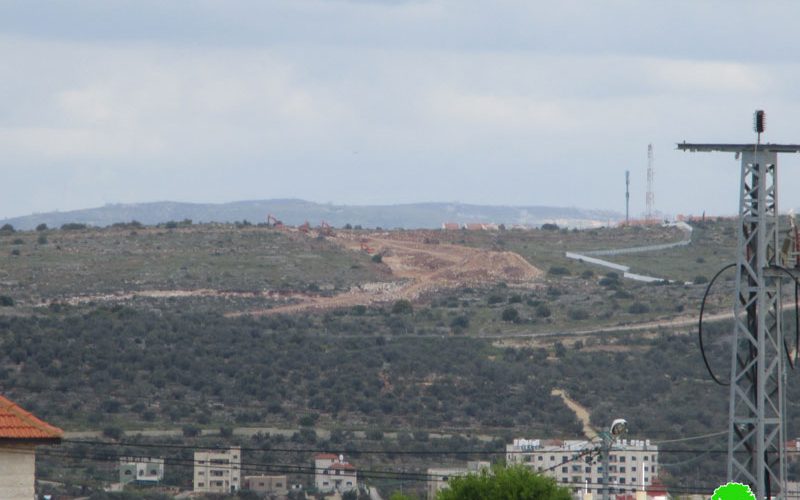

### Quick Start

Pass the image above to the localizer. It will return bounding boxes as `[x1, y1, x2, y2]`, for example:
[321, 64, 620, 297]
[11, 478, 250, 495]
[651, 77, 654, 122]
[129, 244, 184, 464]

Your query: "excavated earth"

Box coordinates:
[233, 231, 543, 316]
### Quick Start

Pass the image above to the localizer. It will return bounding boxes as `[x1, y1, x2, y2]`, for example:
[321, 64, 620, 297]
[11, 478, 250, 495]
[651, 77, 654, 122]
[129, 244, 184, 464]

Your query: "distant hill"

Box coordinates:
[0, 199, 622, 231]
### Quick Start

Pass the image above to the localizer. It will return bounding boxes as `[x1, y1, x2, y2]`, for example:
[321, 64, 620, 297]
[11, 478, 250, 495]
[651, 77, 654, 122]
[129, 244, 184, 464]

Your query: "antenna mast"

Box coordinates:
[646, 144, 654, 222]
[625, 170, 630, 225]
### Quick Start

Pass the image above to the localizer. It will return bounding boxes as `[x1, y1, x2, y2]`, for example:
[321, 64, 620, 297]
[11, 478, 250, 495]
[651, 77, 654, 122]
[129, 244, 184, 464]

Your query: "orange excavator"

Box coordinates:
[266, 214, 284, 229]
[319, 221, 335, 237]
[298, 221, 311, 234]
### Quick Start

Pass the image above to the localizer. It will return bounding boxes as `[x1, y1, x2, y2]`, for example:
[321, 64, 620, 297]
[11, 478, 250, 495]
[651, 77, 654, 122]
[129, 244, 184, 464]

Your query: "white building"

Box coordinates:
[0, 395, 63, 500]
[427, 461, 490, 499]
[506, 438, 659, 496]
[193, 446, 241, 494]
[314, 453, 357, 493]
[119, 456, 165, 485]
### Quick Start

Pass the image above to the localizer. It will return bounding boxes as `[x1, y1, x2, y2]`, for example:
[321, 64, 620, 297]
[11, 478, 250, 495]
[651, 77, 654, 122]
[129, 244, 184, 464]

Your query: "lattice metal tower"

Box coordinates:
[679, 111, 800, 499]
[646, 144, 654, 221]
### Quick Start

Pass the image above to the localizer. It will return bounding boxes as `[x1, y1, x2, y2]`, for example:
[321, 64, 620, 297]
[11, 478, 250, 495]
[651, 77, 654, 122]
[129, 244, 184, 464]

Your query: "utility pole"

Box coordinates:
[679, 111, 800, 499]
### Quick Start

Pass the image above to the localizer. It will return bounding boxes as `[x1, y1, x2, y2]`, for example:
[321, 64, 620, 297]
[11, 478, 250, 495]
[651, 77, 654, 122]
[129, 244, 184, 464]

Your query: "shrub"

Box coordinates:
[61, 223, 87, 230]
[391, 300, 413, 314]
[488, 294, 505, 305]
[541, 223, 559, 231]
[581, 270, 595, 279]
[536, 305, 552, 318]
[11, 238, 24, 245]
[548, 266, 571, 276]
[0, 223, 14, 233]
[694, 275, 709, 284]
[102, 426, 124, 440]
[0, 296, 14, 307]
[568, 309, 589, 320]
[450, 315, 470, 329]
[35, 223, 48, 231]
[628, 302, 650, 314]
[371, 254, 383, 263]
[37, 234, 47, 245]
[10, 249, 20, 256]
[501, 307, 520, 322]
[182, 425, 201, 437]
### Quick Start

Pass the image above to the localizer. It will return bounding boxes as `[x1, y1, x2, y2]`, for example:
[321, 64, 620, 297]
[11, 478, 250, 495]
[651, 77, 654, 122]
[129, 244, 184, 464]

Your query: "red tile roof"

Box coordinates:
[0, 395, 63, 441]
[314, 453, 339, 460]
[330, 462, 356, 471]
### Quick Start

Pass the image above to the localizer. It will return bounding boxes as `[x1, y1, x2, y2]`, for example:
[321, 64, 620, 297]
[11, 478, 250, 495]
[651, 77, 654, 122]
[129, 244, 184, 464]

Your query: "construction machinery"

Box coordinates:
[319, 221, 335, 237]
[298, 221, 311, 234]
[266, 214, 284, 229]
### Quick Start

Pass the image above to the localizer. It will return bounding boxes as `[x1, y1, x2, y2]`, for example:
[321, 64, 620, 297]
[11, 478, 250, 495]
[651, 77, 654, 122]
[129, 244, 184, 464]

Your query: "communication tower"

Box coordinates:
[625, 170, 630, 225]
[679, 110, 800, 499]
[646, 144, 654, 222]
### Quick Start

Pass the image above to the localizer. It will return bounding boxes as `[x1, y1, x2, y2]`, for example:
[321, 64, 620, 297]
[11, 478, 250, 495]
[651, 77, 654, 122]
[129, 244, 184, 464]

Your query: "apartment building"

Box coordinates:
[506, 438, 659, 495]
[314, 453, 357, 493]
[426, 461, 490, 499]
[193, 446, 241, 494]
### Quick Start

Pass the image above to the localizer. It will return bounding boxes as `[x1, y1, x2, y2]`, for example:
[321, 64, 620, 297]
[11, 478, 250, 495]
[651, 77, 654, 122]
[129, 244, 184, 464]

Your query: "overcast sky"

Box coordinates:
[3, 0, 800, 220]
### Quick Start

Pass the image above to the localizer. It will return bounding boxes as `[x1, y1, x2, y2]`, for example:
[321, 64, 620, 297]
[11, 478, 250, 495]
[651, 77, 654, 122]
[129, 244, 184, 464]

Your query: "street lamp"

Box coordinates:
[598, 419, 628, 500]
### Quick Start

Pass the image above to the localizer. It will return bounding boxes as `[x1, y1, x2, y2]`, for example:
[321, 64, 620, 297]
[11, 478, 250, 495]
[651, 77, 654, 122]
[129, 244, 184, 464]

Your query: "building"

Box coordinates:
[426, 461, 490, 499]
[193, 446, 241, 494]
[119, 457, 165, 485]
[506, 438, 659, 496]
[314, 453, 357, 493]
[243, 475, 288, 497]
[0, 394, 64, 500]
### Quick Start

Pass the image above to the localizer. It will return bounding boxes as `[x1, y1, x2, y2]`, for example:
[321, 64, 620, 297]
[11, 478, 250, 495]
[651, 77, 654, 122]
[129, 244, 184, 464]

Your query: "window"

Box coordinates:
[652, 466, 657, 473]
[276, 483, 283, 487]
[199, 471, 205, 475]
[644, 466, 649, 472]
[561, 478, 568, 483]
[620, 478, 626, 484]
[651, 455, 656, 462]
[561, 467, 568, 473]
[198, 482, 204, 487]
[644, 456, 649, 461]
[550, 456, 555, 461]
[124, 470, 132, 476]
[562, 456, 568, 463]
[538, 456, 543, 461]
[631, 456, 637, 461]
[585, 467, 591, 473]
[139, 470, 144, 476]
[347, 482, 353, 486]
[150, 469, 157, 475]
[620, 466, 626, 473]
[619, 456, 626, 463]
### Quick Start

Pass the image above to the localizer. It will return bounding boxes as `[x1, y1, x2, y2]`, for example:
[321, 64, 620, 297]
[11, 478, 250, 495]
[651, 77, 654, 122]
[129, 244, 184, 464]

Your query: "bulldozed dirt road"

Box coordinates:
[231, 232, 543, 317]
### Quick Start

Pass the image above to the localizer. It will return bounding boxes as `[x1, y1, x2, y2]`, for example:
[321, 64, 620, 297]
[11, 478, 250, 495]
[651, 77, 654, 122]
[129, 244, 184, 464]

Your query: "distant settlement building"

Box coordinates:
[506, 438, 659, 495]
[193, 446, 241, 494]
[243, 474, 289, 497]
[0, 394, 64, 500]
[427, 461, 491, 499]
[314, 453, 357, 493]
[119, 456, 165, 485]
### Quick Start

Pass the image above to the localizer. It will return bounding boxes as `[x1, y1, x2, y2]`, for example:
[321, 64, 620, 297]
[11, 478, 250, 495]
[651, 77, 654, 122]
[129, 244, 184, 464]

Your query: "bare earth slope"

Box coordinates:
[232, 231, 543, 316]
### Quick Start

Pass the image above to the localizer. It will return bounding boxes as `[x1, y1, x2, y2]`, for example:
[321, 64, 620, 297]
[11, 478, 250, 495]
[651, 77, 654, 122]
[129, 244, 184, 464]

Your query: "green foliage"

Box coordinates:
[694, 275, 709, 284]
[501, 307, 520, 322]
[392, 299, 413, 314]
[0, 295, 13, 307]
[435, 465, 571, 500]
[390, 493, 418, 500]
[628, 302, 650, 314]
[37, 234, 48, 245]
[102, 426, 124, 440]
[567, 308, 588, 321]
[36, 223, 48, 231]
[10, 248, 20, 256]
[182, 425, 201, 437]
[547, 266, 571, 276]
[541, 223, 559, 231]
[580, 270, 594, 279]
[61, 222, 87, 230]
[372, 254, 383, 263]
[535, 304, 551, 318]
[0, 223, 14, 233]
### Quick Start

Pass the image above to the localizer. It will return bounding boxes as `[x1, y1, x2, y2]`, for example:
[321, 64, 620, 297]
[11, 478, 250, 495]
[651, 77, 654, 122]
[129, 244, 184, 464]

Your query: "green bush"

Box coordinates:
[535, 304, 552, 318]
[628, 302, 650, 314]
[548, 266, 571, 276]
[0, 296, 14, 307]
[501, 307, 520, 322]
[391, 299, 413, 314]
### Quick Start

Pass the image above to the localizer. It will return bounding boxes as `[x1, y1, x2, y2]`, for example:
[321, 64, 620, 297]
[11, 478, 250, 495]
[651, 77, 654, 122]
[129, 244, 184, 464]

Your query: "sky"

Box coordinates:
[3, 0, 800, 220]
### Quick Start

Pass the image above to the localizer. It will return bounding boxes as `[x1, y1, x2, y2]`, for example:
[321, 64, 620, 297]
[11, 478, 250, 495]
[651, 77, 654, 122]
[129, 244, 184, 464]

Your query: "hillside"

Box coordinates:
[0, 218, 771, 496]
[0, 199, 622, 231]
